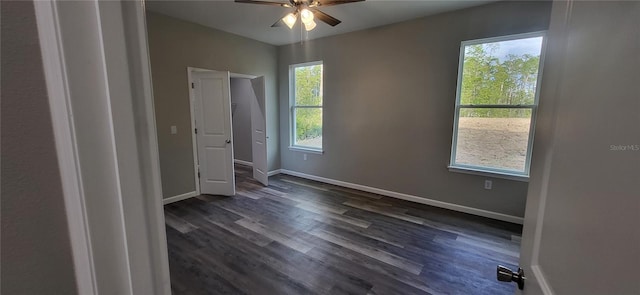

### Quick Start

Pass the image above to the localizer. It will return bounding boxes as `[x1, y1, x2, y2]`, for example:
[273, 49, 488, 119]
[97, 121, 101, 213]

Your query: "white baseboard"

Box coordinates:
[234, 159, 253, 167]
[278, 169, 524, 224]
[163, 191, 197, 205]
[531, 265, 554, 295]
[267, 169, 282, 176]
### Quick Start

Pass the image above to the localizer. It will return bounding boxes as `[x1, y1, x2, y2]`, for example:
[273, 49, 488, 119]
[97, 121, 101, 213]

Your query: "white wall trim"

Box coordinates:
[35, 1, 171, 293]
[34, 1, 97, 293]
[234, 159, 253, 167]
[279, 169, 524, 224]
[268, 169, 282, 176]
[163, 191, 198, 205]
[531, 265, 555, 295]
[121, 2, 172, 292]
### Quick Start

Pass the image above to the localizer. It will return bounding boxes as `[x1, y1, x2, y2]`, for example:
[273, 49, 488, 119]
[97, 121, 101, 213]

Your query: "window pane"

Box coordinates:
[295, 64, 323, 106]
[454, 108, 532, 172]
[295, 107, 322, 149]
[460, 37, 543, 105]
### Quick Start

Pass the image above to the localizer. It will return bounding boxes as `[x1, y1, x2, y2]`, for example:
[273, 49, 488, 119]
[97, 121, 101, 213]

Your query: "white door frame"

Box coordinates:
[34, 0, 170, 294]
[186, 67, 262, 196]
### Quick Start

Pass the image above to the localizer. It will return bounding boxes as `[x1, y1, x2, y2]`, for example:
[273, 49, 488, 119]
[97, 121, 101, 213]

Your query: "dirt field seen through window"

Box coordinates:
[455, 117, 532, 172]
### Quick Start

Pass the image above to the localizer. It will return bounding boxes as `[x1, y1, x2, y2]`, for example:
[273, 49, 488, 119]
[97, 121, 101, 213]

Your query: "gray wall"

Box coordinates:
[1, 1, 78, 293]
[147, 12, 280, 199]
[278, 1, 552, 218]
[231, 78, 254, 162]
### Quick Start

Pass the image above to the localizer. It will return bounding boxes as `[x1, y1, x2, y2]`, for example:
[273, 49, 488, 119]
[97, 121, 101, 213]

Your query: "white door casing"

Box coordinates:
[35, 0, 171, 293]
[192, 70, 236, 196]
[250, 76, 268, 186]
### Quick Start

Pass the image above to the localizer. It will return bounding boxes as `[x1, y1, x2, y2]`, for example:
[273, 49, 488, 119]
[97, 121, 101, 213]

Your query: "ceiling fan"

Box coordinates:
[235, 0, 364, 31]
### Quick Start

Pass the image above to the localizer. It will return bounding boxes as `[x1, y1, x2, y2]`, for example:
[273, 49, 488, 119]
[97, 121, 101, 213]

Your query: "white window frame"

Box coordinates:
[289, 60, 324, 153]
[449, 31, 547, 181]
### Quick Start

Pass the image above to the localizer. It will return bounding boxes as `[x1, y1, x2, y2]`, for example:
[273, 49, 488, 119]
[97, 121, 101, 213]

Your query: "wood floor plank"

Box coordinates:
[165, 227, 244, 295]
[235, 189, 263, 200]
[343, 200, 426, 225]
[320, 221, 405, 248]
[303, 205, 372, 228]
[297, 200, 350, 215]
[455, 235, 520, 258]
[239, 181, 285, 196]
[168, 203, 277, 249]
[309, 229, 424, 275]
[235, 218, 314, 253]
[264, 242, 373, 294]
[417, 216, 521, 254]
[269, 192, 350, 214]
[343, 209, 452, 246]
[194, 247, 314, 295]
[183, 221, 320, 295]
[305, 244, 434, 295]
[168, 251, 245, 295]
[196, 218, 335, 294]
[269, 179, 354, 206]
[328, 185, 384, 200]
[256, 191, 371, 229]
[280, 177, 329, 191]
[205, 217, 274, 247]
[164, 211, 198, 233]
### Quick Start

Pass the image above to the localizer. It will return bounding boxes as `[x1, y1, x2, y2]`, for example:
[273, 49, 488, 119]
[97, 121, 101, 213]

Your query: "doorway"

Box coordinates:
[186, 67, 268, 199]
[230, 76, 269, 187]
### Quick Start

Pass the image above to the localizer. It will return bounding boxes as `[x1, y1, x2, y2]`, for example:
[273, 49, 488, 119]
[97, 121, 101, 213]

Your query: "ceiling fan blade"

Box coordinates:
[271, 18, 285, 27]
[315, 0, 364, 7]
[312, 9, 341, 26]
[271, 11, 295, 27]
[234, 0, 291, 7]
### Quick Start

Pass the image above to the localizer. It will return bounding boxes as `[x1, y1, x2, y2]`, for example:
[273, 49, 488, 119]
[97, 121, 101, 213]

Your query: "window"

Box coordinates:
[290, 61, 323, 151]
[450, 32, 545, 178]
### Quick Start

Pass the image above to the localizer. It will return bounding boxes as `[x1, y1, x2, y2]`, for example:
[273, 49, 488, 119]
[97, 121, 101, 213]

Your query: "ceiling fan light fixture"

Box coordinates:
[282, 12, 297, 29]
[304, 19, 317, 31]
[236, 0, 361, 31]
[300, 8, 314, 24]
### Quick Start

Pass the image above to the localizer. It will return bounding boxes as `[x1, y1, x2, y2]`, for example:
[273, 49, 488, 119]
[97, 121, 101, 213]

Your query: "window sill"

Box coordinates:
[448, 166, 529, 182]
[289, 146, 324, 154]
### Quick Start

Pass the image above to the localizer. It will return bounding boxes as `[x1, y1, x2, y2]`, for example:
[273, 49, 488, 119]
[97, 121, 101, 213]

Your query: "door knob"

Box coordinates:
[497, 265, 525, 290]
[226, 139, 231, 144]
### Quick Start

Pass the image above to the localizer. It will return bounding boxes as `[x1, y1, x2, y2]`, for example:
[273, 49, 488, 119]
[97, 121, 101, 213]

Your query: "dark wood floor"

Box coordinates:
[165, 165, 522, 295]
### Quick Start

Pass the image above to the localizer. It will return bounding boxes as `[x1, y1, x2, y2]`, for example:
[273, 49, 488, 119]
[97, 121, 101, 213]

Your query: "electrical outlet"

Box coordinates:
[170, 125, 177, 134]
[303, 154, 308, 161]
[484, 180, 492, 190]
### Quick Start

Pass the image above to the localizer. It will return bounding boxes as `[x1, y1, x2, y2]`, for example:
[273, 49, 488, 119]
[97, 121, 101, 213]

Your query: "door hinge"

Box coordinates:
[195, 128, 198, 134]
[197, 170, 200, 178]
[191, 82, 195, 89]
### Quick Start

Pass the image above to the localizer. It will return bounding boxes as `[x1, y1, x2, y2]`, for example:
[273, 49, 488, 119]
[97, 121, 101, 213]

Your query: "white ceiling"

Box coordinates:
[146, 0, 497, 46]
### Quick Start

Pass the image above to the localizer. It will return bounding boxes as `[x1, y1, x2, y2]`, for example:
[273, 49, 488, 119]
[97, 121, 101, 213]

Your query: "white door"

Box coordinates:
[192, 70, 235, 196]
[510, 1, 640, 294]
[250, 76, 268, 186]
